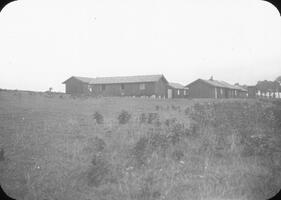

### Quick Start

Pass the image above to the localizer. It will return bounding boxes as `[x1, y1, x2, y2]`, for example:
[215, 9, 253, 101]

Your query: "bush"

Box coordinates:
[155, 105, 160, 111]
[164, 118, 177, 127]
[93, 137, 106, 152]
[93, 111, 104, 124]
[139, 113, 147, 124]
[147, 113, 159, 124]
[0, 148, 5, 161]
[184, 107, 190, 115]
[168, 123, 185, 145]
[87, 154, 115, 187]
[131, 137, 150, 168]
[149, 133, 169, 155]
[118, 110, 131, 124]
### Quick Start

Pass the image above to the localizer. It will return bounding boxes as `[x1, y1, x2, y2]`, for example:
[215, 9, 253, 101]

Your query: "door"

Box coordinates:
[168, 89, 173, 98]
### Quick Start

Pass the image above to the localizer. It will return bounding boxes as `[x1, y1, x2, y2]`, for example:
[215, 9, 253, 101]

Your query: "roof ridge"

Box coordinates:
[94, 74, 163, 78]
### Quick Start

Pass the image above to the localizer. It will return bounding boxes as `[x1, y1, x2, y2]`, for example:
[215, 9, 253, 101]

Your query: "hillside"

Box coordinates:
[0, 90, 281, 200]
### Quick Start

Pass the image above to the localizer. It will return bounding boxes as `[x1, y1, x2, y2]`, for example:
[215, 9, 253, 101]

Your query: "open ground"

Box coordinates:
[0, 90, 281, 200]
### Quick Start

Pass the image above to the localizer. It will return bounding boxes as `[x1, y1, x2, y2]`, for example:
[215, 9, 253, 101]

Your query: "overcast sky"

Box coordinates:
[0, 0, 280, 92]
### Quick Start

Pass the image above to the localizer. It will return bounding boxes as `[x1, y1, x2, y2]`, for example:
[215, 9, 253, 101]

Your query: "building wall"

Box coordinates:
[188, 80, 216, 98]
[64, 78, 89, 94]
[168, 86, 188, 98]
[237, 91, 248, 98]
[217, 88, 239, 98]
[155, 77, 168, 98]
[90, 82, 158, 97]
[188, 80, 248, 99]
[248, 86, 257, 98]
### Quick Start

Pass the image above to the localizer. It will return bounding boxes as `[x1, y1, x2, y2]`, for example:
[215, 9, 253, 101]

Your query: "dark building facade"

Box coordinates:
[167, 82, 189, 98]
[186, 78, 248, 99]
[247, 86, 257, 98]
[63, 75, 169, 98]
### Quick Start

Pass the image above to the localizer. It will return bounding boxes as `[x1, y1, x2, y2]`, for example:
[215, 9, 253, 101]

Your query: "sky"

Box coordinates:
[0, 0, 280, 92]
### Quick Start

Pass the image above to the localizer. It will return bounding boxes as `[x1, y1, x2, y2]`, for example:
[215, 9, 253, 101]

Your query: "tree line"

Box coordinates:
[255, 76, 281, 98]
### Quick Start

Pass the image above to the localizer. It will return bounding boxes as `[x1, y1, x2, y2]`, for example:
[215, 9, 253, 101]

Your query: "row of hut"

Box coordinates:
[62, 74, 254, 99]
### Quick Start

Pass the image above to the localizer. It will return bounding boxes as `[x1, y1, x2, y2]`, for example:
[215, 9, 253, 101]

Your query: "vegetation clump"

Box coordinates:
[118, 110, 131, 124]
[139, 113, 147, 124]
[147, 113, 159, 124]
[2, 90, 281, 200]
[93, 111, 104, 124]
[87, 154, 115, 187]
[0, 148, 5, 162]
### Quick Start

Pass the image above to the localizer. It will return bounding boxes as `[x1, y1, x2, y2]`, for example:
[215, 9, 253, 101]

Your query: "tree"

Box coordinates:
[274, 76, 281, 98]
[256, 80, 279, 98]
[276, 76, 281, 83]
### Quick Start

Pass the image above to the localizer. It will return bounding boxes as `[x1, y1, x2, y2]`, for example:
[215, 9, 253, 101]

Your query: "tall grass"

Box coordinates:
[0, 90, 281, 200]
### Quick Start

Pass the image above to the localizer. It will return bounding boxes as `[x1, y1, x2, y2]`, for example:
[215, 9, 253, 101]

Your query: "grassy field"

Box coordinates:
[0, 90, 281, 200]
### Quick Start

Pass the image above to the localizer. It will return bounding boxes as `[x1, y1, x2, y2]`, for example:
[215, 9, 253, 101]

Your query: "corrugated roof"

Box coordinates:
[233, 85, 248, 92]
[190, 79, 247, 91]
[200, 79, 226, 88]
[73, 76, 94, 83]
[219, 81, 240, 90]
[168, 82, 187, 89]
[63, 74, 166, 84]
[62, 76, 94, 84]
[89, 74, 165, 84]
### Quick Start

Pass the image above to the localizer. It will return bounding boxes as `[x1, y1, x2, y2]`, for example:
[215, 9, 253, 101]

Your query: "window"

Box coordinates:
[177, 90, 180, 95]
[102, 85, 106, 91]
[139, 83, 145, 90]
[121, 84, 125, 90]
[215, 88, 218, 99]
[184, 90, 186, 95]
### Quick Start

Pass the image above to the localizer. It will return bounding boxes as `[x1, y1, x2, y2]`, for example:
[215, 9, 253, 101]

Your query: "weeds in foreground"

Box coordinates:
[2, 92, 281, 200]
[87, 154, 112, 187]
[0, 148, 5, 161]
[93, 111, 104, 124]
[118, 110, 131, 124]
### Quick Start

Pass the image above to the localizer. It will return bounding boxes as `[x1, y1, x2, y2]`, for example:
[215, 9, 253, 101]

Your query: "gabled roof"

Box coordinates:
[168, 82, 187, 89]
[63, 74, 167, 84]
[233, 85, 248, 92]
[187, 79, 247, 91]
[62, 76, 93, 84]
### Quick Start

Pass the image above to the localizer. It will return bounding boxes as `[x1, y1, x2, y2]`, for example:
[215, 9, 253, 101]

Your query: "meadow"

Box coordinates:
[0, 90, 281, 200]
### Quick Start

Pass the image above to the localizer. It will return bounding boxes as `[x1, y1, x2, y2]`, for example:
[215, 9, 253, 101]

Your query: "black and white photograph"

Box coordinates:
[0, 0, 281, 200]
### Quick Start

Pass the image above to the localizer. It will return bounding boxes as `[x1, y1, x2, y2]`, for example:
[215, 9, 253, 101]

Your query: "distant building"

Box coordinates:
[247, 85, 257, 98]
[167, 82, 189, 98]
[186, 78, 248, 99]
[62, 74, 169, 98]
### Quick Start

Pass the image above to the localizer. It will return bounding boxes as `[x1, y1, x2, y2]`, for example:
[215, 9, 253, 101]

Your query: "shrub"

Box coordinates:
[167, 123, 186, 145]
[93, 137, 106, 152]
[139, 113, 147, 124]
[131, 137, 150, 168]
[164, 118, 177, 127]
[155, 105, 160, 111]
[171, 105, 177, 110]
[147, 113, 159, 124]
[0, 148, 5, 162]
[93, 111, 104, 124]
[87, 154, 115, 187]
[118, 110, 131, 124]
[188, 123, 200, 139]
[184, 107, 190, 115]
[149, 133, 169, 155]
